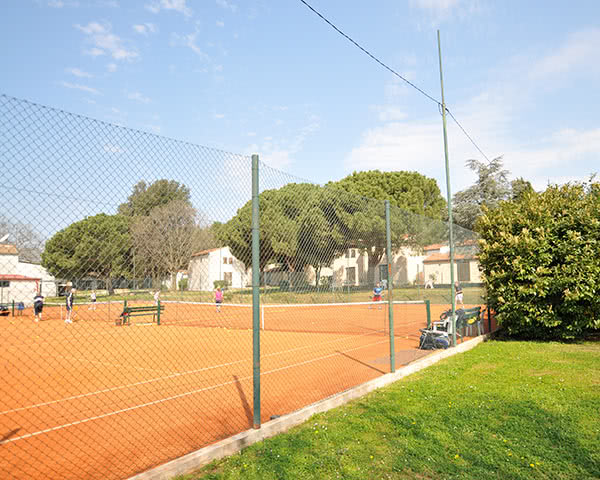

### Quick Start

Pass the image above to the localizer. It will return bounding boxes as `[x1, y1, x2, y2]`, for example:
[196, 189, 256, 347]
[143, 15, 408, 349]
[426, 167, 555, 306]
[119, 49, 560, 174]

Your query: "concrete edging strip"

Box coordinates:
[128, 334, 488, 480]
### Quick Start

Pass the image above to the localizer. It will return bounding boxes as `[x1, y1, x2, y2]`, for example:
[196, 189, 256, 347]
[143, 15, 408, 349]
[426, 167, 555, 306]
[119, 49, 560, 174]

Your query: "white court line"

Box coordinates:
[0, 356, 247, 416]
[1, 329, 382, 416]
[1, 338, 387, 445]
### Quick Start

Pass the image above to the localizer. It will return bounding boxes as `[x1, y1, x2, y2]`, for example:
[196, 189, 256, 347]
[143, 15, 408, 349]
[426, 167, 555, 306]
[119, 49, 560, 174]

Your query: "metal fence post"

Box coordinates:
[251, 154, 261, 429]
[385, 200, 395, 373]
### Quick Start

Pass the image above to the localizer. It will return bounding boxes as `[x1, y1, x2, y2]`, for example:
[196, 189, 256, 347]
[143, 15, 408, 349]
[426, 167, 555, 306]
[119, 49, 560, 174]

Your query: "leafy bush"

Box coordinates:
[478, 181, 600, 340]
[213, 280, 228, 290]
[178, 278, 188, 291]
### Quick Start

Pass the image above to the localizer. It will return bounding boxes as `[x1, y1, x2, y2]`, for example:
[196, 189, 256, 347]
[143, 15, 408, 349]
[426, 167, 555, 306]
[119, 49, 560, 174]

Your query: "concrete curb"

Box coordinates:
[128, 334, 488, 480]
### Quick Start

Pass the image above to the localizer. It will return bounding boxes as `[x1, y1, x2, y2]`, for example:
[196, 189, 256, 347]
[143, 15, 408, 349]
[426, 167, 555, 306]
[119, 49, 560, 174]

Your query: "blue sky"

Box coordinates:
[2, 0, 600, 198]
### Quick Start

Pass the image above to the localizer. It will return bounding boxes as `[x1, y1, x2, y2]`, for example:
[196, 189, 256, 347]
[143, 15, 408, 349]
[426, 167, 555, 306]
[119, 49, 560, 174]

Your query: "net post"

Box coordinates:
[157, 300, 161, 325]
[385, 200, 395, 373]
[425, 299, 431, 329]
[12, 300, 14, 317]
[251, 154, 261, 429]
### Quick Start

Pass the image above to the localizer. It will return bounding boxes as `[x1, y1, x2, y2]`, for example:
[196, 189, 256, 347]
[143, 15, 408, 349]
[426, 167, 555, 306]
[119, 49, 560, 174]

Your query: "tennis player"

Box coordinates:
[33, 292, 44, 322]
[371, 283, 384, 310]
[65, 288, 75, 323]
[215, 287, 223, 312]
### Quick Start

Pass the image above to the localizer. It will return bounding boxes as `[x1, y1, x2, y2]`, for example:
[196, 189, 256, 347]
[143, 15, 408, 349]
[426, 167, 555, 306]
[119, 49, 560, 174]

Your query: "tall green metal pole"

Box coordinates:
[385, 200, 395, 373]
[437, 30, 457, 347]
[251, 154, 261, 428]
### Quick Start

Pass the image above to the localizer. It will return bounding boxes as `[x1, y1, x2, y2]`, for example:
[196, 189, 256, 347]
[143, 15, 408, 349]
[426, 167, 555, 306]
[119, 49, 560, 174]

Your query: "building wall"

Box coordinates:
[0, 280, 39, 306]
[0, 250, 57, 303]
[0, 253, 19, 273]
[188, 247, 248, 291]
[18, 262, 57, 296]
[423, 260, 481, 285]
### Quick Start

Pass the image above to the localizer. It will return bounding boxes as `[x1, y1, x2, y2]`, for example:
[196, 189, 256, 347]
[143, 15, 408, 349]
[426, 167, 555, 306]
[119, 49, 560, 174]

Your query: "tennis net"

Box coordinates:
[34, 300, 429, 336]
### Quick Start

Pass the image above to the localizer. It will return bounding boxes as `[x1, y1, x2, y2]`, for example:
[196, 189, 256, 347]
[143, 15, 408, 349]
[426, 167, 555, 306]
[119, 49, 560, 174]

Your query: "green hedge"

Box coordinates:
[478, 181, 600, 340]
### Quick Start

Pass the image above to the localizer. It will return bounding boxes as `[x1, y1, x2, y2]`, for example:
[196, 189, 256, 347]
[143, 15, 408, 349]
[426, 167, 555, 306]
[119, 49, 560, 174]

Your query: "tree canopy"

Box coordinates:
[0, 215, 44, 263]
[42, 214, 131, 294]
[118, 179, 192, 217]
[331, 170, 447, 220]
[452, 156, 519, 231]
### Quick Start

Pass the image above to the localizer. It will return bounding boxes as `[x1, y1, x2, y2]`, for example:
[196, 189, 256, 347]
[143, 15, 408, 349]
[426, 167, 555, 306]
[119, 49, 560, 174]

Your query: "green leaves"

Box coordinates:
[479, 181, 600, 340]
[42, 213, 131, 289]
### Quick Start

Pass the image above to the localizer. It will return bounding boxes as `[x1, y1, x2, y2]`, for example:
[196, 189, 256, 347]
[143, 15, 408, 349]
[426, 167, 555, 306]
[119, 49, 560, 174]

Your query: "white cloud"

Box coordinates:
[344, 29, 600, 195]
[65, 67, 92, 78]
[145, 124, 162, 134]
[103, 143, 125, 154]
[133, 23, 157, 35]
[214, 113, 225, 119]
[529, 28, 600, 80]
[145, 0, 192, 17]
[61, 81, 100, 95]
[48, 0, 80, 7]
[107, 63, 117, 72]
[409, 0, 483, 26]
[127, 91, 151, 103]
[247, 116, 320, 170]
[216, 21, 225, 27]
[75, 21, 139, 61]
[216, 0, 237, 13]
[170, 30, 210, 60]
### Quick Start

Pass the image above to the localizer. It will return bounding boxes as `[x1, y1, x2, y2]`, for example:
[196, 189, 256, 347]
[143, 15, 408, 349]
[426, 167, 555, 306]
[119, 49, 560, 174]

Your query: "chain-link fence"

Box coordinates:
[0, 94, 490, 479]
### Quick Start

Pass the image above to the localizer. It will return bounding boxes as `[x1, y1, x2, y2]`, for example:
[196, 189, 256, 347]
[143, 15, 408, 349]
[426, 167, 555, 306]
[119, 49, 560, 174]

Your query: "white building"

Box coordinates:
[0, 244, 57, 304]
[187, 247, 249, 291]
[422, 242, 481, 285]
[313, 246, 427, 288]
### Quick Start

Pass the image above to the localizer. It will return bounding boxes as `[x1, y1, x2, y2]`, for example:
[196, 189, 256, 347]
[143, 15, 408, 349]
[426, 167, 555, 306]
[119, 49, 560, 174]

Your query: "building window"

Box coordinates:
[223, 272, 232, 286]
[228, 257, 233, 264]
[223, 257, 228, 265]
[350, 249, 356, 258]
[457, 262, 470, 282]
[346, 267, 356, 284]
[0, 280, 9, 287]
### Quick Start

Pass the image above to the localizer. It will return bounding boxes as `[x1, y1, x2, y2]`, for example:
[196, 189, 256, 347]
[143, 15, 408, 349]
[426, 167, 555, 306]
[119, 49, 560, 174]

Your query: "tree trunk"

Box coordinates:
[367, 247, 384, 286]
[106, 276, 114, 296]
[170, 271, 177, 291]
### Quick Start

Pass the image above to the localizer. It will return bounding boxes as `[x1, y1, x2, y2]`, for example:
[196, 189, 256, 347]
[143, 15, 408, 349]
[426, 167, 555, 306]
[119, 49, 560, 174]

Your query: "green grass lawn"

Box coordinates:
[180, 340, 600, 480]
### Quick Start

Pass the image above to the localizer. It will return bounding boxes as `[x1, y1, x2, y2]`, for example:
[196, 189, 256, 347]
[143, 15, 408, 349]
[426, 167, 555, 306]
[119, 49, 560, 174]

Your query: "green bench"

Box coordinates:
[433, 306, 482, 343]
[118, 301, 164, 326]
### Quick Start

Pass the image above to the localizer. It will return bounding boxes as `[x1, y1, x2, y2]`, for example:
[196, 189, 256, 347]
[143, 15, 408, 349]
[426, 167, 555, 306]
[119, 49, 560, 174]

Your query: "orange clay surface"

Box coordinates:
[0, 302, 485, 479]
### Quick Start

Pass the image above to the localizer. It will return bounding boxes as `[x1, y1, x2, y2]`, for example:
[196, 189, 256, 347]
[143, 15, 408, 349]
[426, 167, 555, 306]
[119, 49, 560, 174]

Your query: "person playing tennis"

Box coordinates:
[65, 288, 75, 323]
[215, 287, 223, 312]
[33, 292, 44, 322]
[370, 282, 384, 310]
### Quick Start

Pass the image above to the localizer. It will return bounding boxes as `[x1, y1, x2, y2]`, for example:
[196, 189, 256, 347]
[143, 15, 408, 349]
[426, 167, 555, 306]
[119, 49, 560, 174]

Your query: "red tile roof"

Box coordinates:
[0, 244, 18, 255]
[0, 274, 41, 281]
[191, 247, 222, 257]
[424, 243, 445, 251]
[424, 252, 478, 263]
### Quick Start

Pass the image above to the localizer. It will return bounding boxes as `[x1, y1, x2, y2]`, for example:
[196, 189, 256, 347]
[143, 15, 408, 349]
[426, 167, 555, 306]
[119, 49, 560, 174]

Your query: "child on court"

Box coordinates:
[89, 290, 97, 310]
[17, 301, 25, 316]
[454, 281, 464, 307]
[370, 282, 384, 310]
[65, 288, 75, 323]
[215, 287, 223, 312]
[154, 290, 161, 305]
[33, 292, 44, 322]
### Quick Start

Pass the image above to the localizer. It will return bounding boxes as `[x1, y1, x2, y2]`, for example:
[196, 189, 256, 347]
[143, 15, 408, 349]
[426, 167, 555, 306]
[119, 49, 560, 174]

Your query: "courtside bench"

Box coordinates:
[433, 306, 483, 343]
[118, 300, 164, 326]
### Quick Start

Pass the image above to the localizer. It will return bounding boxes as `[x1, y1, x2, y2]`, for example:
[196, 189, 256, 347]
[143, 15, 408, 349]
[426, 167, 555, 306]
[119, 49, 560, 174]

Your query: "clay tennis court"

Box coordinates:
[0, 301, 478, 479]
